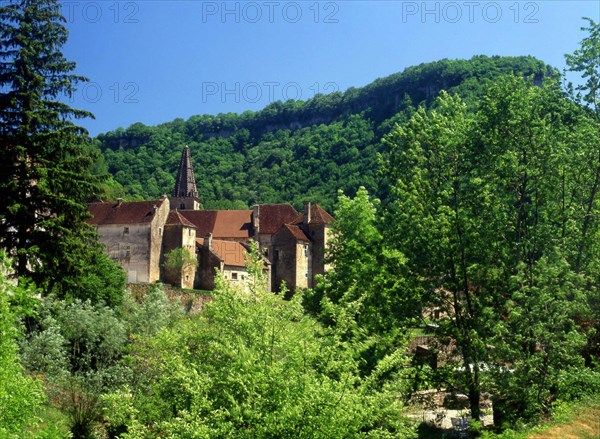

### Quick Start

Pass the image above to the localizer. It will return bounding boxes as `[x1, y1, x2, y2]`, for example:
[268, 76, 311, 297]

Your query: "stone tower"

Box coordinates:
[171, 145, 201, 211]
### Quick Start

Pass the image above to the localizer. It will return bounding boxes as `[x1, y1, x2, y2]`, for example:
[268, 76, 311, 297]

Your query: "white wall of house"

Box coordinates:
[98, 223, 153, 283]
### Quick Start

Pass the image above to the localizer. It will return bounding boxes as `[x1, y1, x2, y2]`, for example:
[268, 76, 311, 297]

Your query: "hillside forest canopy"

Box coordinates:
[0, 0, 599, 437]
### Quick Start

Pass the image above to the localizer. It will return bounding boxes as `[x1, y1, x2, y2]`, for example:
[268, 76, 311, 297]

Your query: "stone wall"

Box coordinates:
[196, 246, 222, 290]
[98, 223, 152, 283]
[148, 201, 170, 283]
[272, 231, 311, 292]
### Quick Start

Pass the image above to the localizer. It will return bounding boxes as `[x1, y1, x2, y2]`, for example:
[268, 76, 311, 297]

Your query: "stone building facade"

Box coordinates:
[87, 198, 170, 284]
[161, 209, 197, 289]
[88, 146, 333, 292]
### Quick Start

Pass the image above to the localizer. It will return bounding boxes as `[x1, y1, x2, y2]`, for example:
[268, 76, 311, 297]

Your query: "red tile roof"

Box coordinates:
[292, 203, 334, 225]
[256, 204, 298, 234]
[87, 199, 165, 225]
[166, 210, 196, 228]
[197, 238, 247, 267]
[311, 204, 334, 224]
[280, 224, 310, 242]
[182, 210, 252, 239]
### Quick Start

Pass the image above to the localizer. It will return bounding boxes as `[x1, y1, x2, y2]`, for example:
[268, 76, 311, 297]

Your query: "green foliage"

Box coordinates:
[381, 76, 598, 424]
[0, 0, 105, 294]
[65, 249, 126, 308]
[565, 18, 600, 115]
[22, 298, 130, 438]
[103, 249, 414, 438]
[555, 365, 600, 402]
[310, 187, 420, 374]
[122, 283, 182, 337]
[162, 247, 198, 285]
[0, 251, 45, 437]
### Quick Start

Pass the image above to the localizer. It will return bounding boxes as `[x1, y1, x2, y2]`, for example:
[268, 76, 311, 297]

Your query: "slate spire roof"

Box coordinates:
[173, 146, 198, 199]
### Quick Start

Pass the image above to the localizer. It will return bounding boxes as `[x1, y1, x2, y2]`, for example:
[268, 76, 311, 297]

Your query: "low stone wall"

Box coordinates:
[127, 283, 213, 314]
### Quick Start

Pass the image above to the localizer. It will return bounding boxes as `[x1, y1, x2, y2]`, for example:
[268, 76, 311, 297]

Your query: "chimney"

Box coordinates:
[303, 201, 311, 225]
[116, 198, 123, 207]
[152, 204, 158, 214]
[205, 233, 213, 250]
[252, 205, 260, 233]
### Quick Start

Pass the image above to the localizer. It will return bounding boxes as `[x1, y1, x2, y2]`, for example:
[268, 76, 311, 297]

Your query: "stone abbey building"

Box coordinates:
[87, 146, 334, 292]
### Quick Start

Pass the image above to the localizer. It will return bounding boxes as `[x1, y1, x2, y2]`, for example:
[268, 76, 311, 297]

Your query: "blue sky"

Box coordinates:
[60, 1, 599, 136]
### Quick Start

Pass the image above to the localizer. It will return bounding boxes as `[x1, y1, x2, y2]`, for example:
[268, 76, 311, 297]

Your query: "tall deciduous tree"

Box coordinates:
[382, 78, 594, 423]
[565, 18, 600, 365]
[0, 0, 102, 292]
[565, 17, 600, 116]
[382, 92, 489, 420]
[311, 186, 420, 374]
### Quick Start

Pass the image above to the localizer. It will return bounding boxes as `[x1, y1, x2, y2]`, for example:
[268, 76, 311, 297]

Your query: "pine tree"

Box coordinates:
[0, 0, 102, 292]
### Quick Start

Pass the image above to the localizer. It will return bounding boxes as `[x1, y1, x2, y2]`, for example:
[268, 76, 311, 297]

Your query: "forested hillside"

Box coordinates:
[94, 55, 553, 209]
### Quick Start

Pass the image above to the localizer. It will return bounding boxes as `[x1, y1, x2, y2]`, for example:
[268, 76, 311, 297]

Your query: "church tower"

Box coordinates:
[171, 145, 201, 211]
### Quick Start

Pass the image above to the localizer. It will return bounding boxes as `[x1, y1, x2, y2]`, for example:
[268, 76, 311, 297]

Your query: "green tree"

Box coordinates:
[382, 91, 489, 420]
[22, 298, 130, 438]
[382, 79, 594, 424]
[0, 251, 44, 437]
[162, 247, 198, 287]
[565, 18, 600, 365]
[310, 187, 419, 374]
[123, 282, 181, 337]
[0, 0, 102, 293]
[565, 18, 600, 115]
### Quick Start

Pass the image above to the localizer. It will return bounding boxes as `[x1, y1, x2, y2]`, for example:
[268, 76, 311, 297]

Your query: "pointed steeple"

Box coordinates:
[171, 146, 200, 210]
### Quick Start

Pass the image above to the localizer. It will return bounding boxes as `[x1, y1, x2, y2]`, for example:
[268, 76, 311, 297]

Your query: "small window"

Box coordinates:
[185, 275, 190, 282]
[124, 227, 129, 234]
[122, 245, 131, 259]
[304, 245, 309, 257]
[159, 227, 162, 236]
[180, 203, 185, 209]
[188, 228, 192, 236]
[232, 273, 238, 280]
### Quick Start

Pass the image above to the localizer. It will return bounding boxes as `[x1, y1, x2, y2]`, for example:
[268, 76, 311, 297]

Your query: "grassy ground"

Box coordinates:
[527, 402, 599, 439]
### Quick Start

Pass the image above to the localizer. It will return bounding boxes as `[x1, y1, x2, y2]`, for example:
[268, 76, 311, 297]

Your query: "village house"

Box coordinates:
[87, 198, 170, 284]
[87, 146, 334, 292]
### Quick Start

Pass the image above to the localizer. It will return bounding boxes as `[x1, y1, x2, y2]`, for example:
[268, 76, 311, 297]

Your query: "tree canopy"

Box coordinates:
[0, 0, 106, 294]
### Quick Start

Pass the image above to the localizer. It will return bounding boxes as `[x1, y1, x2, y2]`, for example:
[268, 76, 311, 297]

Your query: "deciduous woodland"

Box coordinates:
[0, 0, 598, 437]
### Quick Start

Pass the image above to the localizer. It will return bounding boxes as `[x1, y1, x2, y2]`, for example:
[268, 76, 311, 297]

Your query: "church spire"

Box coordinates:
[171, 146, 200, 210]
